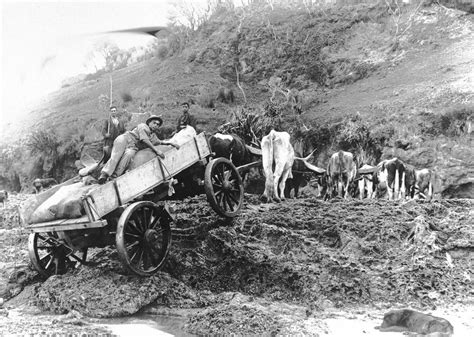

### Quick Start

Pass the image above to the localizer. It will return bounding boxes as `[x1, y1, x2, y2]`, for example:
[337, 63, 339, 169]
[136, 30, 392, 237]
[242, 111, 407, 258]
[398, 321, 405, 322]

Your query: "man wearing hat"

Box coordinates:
[98, 115, 179, 184]
[102, 106, 126, 161]
[176, 102, 197, 132]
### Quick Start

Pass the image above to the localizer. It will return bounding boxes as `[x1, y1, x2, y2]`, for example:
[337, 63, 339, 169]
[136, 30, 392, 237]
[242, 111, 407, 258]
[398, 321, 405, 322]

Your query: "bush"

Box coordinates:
[422, 104, 474, 136]
[157, 45, 169, 60]
[121, 91, 133, 103]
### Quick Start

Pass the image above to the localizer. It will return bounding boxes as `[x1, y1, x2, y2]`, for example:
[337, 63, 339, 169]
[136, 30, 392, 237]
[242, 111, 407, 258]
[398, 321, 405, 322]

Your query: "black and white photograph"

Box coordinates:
[0, 0, 473, 335]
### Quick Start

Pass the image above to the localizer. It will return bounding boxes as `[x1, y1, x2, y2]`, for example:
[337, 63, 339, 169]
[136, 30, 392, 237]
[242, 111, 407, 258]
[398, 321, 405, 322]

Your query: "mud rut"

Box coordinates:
[1, 194, 473, 335]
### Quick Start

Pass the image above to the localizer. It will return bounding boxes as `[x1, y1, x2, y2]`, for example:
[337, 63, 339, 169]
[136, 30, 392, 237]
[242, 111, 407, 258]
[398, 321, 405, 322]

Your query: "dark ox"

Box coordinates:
[209, 133, 254, 167]
[0, 190, 8, 207]
[33, 178, 58, 194]
[325, 150, 357, 199]
[375, 157, 416, 200]
[209, 133, 261, 191]
[285, 139, 326, 198]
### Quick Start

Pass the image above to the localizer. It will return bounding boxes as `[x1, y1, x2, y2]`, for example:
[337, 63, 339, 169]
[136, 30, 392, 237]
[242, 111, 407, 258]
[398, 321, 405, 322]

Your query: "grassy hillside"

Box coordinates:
[0, 2, 473, 196]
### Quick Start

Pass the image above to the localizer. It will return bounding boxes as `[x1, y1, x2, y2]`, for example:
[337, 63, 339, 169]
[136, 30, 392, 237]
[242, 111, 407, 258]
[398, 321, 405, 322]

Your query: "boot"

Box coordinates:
[98, 173, 108, 185]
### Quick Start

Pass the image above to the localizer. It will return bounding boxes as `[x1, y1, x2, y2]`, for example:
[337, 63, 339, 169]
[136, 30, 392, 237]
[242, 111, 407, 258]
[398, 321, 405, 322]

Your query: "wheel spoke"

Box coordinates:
[129, 245, 141, 262]
[141, 207, 150, 230]
[125, 232, 141, 239]
[128, 214, 144, 234]
[217, 192, 224, 208]
[41, 254, 54, 269]
[221, 194, 228, 211]
[126, 241, 140, 250]
[133, 212, 146, 232]
[225, 193, 235, 211]
[37, 245, 53, 250]
[227, 191, 240, 205]
[149, 215, 161, 230]
[213, 173, 223, 185]
[136, 249, 145, 268]
[142, 249, 149, 270]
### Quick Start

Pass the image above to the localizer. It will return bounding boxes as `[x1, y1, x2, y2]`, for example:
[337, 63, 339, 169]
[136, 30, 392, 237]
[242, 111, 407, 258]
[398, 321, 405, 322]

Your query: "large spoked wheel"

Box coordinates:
[28, 232, 87, 278]
[116, 201, 172, 276]
[204, 157, 244, 218]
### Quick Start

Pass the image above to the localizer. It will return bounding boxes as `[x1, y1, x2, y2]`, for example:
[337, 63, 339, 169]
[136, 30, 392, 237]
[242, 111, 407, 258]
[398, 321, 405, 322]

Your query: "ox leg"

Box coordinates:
[272, 163, 287, 202]
[400, 171, 406, 199]
[367, 180, 374, 199]
[343, 177, 351, 199]
[393, 169, 400, 200]
[358, 179, 365, 200]
[262, 176, 273, 203]
[427, 182, 433, 201]
[272, 173, 281, 202]
[278, 169, 292, 201]
[337, 179, 343, 198]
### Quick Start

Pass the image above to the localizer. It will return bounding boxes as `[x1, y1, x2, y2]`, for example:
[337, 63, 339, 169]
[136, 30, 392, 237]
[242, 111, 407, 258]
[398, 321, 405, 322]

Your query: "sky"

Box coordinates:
[0, 0, 175, 127]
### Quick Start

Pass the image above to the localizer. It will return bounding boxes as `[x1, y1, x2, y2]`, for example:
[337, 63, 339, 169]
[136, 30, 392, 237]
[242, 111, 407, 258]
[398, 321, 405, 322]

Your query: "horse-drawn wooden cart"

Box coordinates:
[26, 133, 244, 277]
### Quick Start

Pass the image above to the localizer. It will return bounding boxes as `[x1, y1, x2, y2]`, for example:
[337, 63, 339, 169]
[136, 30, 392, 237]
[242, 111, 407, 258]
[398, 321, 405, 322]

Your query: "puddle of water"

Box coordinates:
[96, 314, 195, 337]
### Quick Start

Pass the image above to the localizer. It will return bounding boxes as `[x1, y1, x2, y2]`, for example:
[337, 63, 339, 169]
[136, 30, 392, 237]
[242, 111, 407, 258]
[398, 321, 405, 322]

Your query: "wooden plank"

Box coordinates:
[237, 160, 262, 174]
[86, 133, 211, 218]
[26, 216, 107, 233]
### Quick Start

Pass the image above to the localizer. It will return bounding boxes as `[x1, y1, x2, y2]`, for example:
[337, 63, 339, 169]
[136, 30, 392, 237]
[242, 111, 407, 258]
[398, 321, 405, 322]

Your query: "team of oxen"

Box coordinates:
[209, 130, 434, 202]
[1, 130, 433, 207]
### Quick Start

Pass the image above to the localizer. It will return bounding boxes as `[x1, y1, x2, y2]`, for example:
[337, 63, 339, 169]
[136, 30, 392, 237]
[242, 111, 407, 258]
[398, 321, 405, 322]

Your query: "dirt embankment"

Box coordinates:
[1, 193, 473, 335]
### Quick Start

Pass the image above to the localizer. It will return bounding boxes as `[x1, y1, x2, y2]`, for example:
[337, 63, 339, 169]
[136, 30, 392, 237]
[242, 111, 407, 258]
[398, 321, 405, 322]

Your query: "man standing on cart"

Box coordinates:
[98, 115, 180, 184]
[102, 106, 126, 161]
[176, 102, 197, 132]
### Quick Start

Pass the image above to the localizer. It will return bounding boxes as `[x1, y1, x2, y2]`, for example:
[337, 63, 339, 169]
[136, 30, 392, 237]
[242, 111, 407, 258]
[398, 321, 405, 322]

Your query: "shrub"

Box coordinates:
[422, 104, 474, 136]
[157, 45, 169, 60]
[120, 91, 133, 103]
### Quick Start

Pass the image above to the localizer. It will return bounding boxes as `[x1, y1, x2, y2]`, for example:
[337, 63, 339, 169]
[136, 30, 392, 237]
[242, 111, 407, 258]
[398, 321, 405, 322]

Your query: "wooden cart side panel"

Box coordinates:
[87, 133, 211, 218]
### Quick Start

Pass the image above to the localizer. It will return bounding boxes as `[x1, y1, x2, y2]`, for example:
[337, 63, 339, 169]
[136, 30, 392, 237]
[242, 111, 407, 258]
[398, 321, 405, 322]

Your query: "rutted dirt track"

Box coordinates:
[0, 193, 473, 335]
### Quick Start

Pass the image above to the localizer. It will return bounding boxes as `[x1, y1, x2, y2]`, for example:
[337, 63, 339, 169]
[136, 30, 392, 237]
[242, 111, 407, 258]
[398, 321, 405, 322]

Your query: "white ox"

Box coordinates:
[261, 130, 295, 202]
[415, 168, 434, 200]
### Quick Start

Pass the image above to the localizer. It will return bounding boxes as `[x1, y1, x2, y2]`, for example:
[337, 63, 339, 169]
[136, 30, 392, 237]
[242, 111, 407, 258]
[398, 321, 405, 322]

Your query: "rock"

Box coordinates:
[376, 309, 454, 335]
[381, 135, 474, 198]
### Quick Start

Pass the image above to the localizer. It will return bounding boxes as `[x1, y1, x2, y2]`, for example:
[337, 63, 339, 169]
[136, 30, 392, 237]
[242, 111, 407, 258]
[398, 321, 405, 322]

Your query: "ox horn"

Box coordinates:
[294, 150, 326, 174]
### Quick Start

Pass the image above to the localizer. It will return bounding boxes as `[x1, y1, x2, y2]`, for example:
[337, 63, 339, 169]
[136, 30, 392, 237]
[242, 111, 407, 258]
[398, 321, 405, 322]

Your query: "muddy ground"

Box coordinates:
[0, 193, 473, 335]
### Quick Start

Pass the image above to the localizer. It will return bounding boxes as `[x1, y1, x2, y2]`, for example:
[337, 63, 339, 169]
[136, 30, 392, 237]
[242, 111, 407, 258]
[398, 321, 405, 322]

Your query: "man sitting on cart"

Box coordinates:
[98, 115, 180, 184]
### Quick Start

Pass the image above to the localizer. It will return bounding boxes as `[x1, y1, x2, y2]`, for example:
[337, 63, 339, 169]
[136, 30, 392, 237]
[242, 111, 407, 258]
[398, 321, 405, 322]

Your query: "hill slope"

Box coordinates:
[0, 3, 473, 196]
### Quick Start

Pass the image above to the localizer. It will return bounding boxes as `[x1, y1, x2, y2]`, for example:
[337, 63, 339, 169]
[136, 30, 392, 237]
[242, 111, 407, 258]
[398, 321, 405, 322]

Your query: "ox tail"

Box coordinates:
[393, 168, 399, 200]
[427, 171, 434, 200]
[338, 150, 344, 196]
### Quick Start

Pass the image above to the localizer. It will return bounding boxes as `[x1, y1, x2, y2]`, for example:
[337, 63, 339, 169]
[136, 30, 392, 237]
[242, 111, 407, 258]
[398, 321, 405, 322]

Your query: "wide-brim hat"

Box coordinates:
[146, 115, 163, 126]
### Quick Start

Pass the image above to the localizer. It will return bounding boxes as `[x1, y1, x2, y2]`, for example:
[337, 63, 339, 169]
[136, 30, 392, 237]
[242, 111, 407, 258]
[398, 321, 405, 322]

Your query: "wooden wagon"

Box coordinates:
[26, 133, 244, 277]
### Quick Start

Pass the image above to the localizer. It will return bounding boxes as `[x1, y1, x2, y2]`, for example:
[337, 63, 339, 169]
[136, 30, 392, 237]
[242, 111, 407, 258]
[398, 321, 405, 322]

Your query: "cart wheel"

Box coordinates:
[28, 232, 87, 278]
[116, 201, 172, 276]
[204, 157, 244, 218]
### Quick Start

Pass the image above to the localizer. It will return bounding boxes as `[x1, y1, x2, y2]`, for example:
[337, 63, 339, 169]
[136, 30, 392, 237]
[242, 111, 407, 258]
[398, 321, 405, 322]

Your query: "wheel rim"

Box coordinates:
[28, 232, 87, 278]
[116, 202, 172, 276]
[205, 158, 244, 218]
